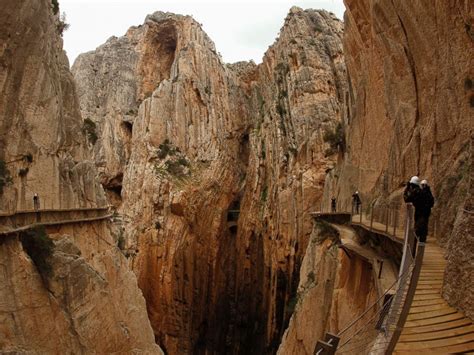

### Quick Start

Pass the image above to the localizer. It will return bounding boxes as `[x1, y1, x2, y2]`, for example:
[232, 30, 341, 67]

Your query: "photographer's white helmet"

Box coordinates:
[410, 176, 421, 186]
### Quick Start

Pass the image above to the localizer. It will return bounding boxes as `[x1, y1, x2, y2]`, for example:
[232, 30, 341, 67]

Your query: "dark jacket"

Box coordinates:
[404, 183, 434, 218]
[420, 186, 435, 217]
[352, 193, 361, 205]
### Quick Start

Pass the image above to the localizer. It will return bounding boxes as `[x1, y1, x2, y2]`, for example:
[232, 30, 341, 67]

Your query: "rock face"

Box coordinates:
[73, 7, 346, 353]
[323, 0, 473, 320]
[0, 223, 162, 354]
[0, 1, 162, 353]
[0, 0, 106, 211]
[277, 225, 378, 355]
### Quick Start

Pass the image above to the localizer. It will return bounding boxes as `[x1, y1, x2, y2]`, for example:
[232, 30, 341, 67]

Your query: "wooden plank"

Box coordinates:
[401, 318, 473, 334]
[409, 303, 458, 314]
[411, 298, 446, 307]
[394, 341, 474, 354]
[414, 289, 442, 295]
[407, 308, 458, 321]
[413, 294, 443, 301]
[395, 332, 474, 350]
[399, 324, 474, 342]
[404, 313, 465, 327]
[417, 280, 443, 285]
[415, 285, 442, 290]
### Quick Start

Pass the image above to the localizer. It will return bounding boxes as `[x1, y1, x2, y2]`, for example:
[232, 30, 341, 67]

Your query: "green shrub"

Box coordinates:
[0, 160, 12, 194]
[82, 118, 98, 144]
[19, 227, 55, 278]
[157, 139, 175, 159]
[276, 102, 286, 117]
[56, 13, 70, 36]
[177, 157, 189, 167]
[117, 233, 125, 251]
[51, 0, 59, 15]
[286, 293, 300, 314]
[315, 219, 339, 239]
[323, 122, 345, 155]
[261, 185, 268, 203]
[165, 160, 185, 176]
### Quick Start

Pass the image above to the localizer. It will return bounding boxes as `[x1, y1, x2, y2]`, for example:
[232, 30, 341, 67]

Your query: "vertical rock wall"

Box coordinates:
[324, 0, 473, 320]
[73, 7, 346, 354]
[0, 0, 106, 210]
[0, 1, 162, 353]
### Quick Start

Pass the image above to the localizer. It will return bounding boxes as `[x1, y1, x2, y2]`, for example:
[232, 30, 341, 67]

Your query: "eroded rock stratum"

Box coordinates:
[73, 7, 347, 353]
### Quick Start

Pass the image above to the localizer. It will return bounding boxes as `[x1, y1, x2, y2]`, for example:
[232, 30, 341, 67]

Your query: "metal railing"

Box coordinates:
[314, 204, 425, 354]
[0, 206, 112, 235]
[0, 198, 107, 215]
[350, 203, 406, 243]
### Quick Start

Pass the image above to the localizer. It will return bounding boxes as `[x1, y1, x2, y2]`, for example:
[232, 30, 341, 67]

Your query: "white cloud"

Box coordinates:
[59, 0, 345, 66]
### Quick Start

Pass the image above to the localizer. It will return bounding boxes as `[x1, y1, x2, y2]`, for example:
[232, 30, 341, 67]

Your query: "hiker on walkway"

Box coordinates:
[352, 191, 361, 214]
[403, 176, 435, 253]
[419, 179, 435, 232]
[331, 197, 337, 212]
[33, 193, 40, 211]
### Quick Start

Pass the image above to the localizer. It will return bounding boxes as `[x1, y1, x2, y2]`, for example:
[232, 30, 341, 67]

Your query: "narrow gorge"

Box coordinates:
[0, 0, 472, 354]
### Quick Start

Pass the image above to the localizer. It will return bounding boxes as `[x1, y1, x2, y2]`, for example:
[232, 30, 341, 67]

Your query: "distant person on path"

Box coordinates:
[352, 191, 361, 214]
[331, 197, 337, 212]
[403, 176, 435, 254]
[33, 193, 40, 211]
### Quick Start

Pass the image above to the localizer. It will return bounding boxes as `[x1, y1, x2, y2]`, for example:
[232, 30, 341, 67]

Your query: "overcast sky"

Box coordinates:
[60, 0, 346, 66]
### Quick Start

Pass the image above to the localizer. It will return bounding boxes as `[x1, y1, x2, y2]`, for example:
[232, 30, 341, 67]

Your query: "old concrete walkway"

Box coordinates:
[0, 207, 112, 235]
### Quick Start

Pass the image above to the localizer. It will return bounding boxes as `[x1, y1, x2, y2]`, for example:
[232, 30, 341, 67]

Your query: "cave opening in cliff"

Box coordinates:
[138, 21, 178, 99]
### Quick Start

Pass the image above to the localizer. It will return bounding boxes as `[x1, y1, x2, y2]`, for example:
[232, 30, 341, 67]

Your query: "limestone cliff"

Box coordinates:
[73, 7, 346, 354]
[0, 0, 162, 353]
[0, 0, 106, 210]
[323, 0, 473, 320]
[277, 224, 379, 355]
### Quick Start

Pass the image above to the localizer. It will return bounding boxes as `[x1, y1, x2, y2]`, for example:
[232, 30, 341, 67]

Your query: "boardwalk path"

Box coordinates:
[394, 242, 474, 353]
[313, 211, 474, 353]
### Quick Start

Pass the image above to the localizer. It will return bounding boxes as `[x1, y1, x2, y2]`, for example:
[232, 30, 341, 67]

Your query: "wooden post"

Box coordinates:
[385, 242, 425, 354]
[360, 203, 363, 223]
[385, 207, 389, 233]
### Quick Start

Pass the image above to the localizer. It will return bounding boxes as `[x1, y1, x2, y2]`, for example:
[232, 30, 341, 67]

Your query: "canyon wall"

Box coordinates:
[0, 0, 162, 353]
[73, 7, 347, 353]
[0, 0, 106, 211]
[324, 0, 473, 319]
[277, 224, 379, 355]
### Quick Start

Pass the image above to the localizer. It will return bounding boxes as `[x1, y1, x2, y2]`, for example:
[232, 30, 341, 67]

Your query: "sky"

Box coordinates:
[60, 0, 346, 66]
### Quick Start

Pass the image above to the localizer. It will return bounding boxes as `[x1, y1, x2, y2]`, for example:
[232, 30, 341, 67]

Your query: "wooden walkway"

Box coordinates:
[394, 242, 474, 354]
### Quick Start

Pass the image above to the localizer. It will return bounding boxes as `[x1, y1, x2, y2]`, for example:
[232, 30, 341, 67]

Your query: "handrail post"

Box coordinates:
[360, 203, 362, 223]
[313, 332, 339, 355]
[393, 209, 398, 238]
[370, 202, 374, 231]
[385, 242, 425, 354]
[385, 207, 389, 233]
